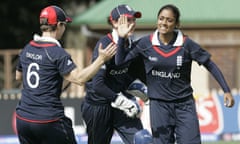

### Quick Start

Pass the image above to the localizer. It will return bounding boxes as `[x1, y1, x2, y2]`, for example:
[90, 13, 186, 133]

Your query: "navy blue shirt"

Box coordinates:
[16, 39, 76, 122]
[85, 33, 145, 105]
[116, 30, 212, 101]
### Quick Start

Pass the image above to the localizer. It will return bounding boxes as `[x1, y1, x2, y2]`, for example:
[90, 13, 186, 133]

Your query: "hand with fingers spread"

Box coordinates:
[224, 92, 234, 108]
[117, 15, 135, 38]
[98, 42, 117, 62]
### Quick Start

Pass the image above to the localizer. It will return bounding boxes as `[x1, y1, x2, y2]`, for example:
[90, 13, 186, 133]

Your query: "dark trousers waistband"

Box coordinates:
[149, 95, 193, 103]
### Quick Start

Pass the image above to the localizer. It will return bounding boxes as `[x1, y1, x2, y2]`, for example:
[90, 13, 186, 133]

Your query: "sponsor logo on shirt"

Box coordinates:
[67, 59, 73, 66]
[110, 67, 128, 75]
[151, 70, 180, 79]
[148, 56, 158, 62]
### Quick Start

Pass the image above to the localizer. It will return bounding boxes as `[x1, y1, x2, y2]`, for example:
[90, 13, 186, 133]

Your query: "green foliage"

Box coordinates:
[0, 1, 48, 48]
[0, 0, 102, 49]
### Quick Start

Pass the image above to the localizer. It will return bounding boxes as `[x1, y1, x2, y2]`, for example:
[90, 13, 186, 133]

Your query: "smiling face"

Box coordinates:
[156, 4, 180, 36]
[157, 9, 178, 35]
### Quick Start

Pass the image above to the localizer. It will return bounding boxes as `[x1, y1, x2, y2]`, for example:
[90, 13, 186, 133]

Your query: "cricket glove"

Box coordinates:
[111, 92, 141, 117]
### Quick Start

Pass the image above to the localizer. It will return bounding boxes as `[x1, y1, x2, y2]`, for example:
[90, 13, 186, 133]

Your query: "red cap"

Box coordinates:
[40, 5, 72, 25]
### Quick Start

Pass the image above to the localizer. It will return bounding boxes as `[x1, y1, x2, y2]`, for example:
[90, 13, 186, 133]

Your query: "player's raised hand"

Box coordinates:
[117, 15, 135, 38]
[224, 92, 234, 107]
[98, 42, 116, 62]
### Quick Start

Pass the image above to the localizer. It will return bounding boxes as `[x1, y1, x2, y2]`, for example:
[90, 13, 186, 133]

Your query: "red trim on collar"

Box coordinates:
[107, 33, 115, 44]
[150, 34, 186, 58]
[30, 40, 57, 47]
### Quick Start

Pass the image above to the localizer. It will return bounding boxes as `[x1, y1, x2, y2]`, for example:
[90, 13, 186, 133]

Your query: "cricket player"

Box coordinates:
[115, 4, 235, 144]
[81, 4, 148, 144]
[15, 5, 116, 144]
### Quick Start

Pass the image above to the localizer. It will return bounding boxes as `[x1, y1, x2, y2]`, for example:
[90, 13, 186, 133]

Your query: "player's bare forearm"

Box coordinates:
[64, 58, 104, 86]
[75, 57, 105, 85]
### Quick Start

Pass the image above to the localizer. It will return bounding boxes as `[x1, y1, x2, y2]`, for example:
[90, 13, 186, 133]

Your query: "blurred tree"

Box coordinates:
[0, 0, 102, 49]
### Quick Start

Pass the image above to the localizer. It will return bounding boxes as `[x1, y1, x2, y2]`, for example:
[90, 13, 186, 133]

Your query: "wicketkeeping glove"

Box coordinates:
[111, 92, 141, 117]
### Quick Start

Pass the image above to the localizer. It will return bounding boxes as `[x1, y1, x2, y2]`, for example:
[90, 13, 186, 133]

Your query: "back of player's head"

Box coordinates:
[108, 4, 141, 25]
[134, 129, 153, 144]
[39, 5, 72, 25]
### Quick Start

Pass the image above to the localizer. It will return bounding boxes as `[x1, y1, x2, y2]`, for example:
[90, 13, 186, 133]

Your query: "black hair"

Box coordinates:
[157, 4, 180, 24]
[107, 16, 112, 26]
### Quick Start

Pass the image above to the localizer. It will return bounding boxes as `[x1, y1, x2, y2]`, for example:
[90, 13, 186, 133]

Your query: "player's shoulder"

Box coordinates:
[139, 33, 152, 43]
[98, 34, 114, 46]
[31, 40, 69, 58]
[175, 30, 194, 45]
[47, 46, 69, 60]
[133, 34, 152, 49]
[182, 35, 199, 48]
[92, 34, 113, 60]
[94, 34, 114, 52]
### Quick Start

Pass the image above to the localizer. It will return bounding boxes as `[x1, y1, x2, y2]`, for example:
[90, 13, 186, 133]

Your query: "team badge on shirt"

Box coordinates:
[176, 56, 183, 69]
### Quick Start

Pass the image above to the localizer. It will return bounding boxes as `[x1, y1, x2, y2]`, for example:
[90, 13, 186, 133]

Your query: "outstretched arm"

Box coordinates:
[64, 42, 116, 85]
[115, 15, 138, 65]
[204, 60, 234, 107]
